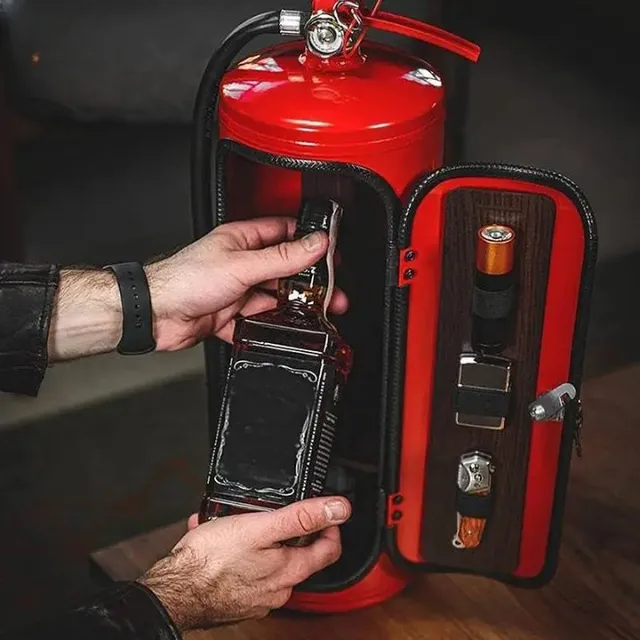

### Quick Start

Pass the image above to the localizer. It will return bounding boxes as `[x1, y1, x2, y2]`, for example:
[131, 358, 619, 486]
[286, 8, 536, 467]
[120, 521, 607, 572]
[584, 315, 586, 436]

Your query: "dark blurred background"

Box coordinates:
[0, 0, 637, 632]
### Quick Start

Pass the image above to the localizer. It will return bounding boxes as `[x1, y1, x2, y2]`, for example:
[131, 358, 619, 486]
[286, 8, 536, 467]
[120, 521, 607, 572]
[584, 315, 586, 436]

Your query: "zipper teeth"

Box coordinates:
[401, 162, 598, 249]
[218, 138, 400, 500]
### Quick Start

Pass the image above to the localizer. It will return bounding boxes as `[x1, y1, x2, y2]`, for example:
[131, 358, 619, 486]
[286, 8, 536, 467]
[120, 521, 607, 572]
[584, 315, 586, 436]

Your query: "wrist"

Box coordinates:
[137, 551, 198, 632]
[144, 261, 182, 353]
[48, 268, 122, 362]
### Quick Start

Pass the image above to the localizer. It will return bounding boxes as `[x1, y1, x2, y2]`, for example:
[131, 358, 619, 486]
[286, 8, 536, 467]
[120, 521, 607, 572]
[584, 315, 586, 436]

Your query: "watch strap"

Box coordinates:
[104, 262, 156, 355]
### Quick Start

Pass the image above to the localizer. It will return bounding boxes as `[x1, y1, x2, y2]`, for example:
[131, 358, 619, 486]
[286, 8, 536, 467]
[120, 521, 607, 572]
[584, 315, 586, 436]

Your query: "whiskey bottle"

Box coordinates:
[199, 198, 354, 524]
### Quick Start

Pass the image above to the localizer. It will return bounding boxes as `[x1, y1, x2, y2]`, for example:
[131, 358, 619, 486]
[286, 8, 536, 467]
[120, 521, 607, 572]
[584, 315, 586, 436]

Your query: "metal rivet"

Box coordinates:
[392, 510, 403, 521]
[393, 495, 403, 505]
[405, 250, 417, 261]
[404, 269, 416, 280]
[530, 404, 546, 420]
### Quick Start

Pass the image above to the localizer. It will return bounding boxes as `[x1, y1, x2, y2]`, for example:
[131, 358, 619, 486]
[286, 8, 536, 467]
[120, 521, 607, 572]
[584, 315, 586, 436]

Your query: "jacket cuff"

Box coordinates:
[5, 582, 182, 640]
[82, 582, 183, 640]
[0, 262, 60, 396]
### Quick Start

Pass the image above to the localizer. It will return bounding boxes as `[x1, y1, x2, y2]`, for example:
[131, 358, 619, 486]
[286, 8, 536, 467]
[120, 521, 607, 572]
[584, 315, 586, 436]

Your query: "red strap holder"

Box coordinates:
[364, 10, 481, 62]
[310, 1, 480, 62]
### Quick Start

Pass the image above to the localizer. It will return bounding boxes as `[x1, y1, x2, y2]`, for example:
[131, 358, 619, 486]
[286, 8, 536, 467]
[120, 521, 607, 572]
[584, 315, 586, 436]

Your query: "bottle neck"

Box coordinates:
[281, 198, 341, 316]
[277, 268, 329, 316]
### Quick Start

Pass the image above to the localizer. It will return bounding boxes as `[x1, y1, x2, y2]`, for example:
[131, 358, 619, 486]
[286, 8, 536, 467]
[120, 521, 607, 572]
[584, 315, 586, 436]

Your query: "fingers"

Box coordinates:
[243, 497, 351, 547]
[327, 288, 349, 314]
[267, 588, 293, 610]
[258, 249, 342, 292]
[214, 290, 279, 343]
[230, 231, 330, 288]
[238, 290, 278, 317]
[187, 513, 199, 531]
[257, 282, 349, 315]
[280, 527, 343, 587]
[219, 217, 297, 251]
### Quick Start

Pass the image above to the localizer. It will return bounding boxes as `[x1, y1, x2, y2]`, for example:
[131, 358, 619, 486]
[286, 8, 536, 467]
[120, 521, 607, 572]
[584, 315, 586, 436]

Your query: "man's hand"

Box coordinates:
[138, 497, 351, 632]
[147, 216, 348, 351]
[47, 216, 347, 361]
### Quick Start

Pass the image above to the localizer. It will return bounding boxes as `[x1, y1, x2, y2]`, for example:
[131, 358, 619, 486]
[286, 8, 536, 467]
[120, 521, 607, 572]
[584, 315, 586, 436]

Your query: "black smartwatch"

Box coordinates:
[104, 262, 157, 355]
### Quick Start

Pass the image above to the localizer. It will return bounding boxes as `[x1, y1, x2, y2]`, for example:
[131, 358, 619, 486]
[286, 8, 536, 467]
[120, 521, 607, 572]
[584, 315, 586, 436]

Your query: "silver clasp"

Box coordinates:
[529, 383, 577, 422]
[333, 1, 364, 32]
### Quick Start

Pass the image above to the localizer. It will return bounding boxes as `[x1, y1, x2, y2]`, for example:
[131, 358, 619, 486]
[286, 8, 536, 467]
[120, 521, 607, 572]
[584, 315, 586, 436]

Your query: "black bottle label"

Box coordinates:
[208, 348, 339, 509]
[214, 354, 319, 499]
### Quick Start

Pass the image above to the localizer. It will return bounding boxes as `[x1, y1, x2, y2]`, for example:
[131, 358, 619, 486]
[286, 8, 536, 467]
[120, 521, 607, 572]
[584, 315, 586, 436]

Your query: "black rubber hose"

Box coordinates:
[190, 11, 283, 239]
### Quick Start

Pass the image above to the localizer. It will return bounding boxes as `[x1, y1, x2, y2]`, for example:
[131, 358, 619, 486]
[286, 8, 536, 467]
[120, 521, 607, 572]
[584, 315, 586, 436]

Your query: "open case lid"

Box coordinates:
[383, 164, 598, 586]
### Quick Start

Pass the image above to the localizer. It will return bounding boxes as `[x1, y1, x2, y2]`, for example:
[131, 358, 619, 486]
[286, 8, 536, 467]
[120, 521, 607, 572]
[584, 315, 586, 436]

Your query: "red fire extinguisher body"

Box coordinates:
[218, 41, 445, 196]
[218, 39, 445, 612]
[201, 1, 480, 615]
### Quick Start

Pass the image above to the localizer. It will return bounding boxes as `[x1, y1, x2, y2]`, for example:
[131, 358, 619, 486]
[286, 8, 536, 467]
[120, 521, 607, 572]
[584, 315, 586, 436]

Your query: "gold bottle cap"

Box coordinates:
[476, 225, 516, 276]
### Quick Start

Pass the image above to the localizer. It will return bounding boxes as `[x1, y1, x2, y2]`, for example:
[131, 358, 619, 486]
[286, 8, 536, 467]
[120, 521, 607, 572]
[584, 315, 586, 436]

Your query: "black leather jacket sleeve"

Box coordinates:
[0, 264, 183, 638]
[1, 582, 182, 640]
[0, 261, 60, 396]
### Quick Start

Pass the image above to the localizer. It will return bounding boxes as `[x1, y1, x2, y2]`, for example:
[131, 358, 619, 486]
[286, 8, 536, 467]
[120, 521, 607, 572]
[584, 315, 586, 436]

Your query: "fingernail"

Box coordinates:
[301, 231, 324, 252]
[324, 500, 348, 522]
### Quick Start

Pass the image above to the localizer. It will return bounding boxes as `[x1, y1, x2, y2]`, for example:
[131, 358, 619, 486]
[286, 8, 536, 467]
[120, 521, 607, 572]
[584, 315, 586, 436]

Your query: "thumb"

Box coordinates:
[246, 497, 351, 547]
[233, 231, 329, 287]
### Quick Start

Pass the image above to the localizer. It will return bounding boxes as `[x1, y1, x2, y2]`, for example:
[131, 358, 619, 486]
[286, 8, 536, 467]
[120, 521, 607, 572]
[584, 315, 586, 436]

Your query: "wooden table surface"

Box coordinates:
[92, 364, 640, 640]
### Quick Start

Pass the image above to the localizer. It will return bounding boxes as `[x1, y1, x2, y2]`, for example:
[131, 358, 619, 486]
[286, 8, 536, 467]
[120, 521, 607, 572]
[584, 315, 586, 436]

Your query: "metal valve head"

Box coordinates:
[305, 12, 345, 58]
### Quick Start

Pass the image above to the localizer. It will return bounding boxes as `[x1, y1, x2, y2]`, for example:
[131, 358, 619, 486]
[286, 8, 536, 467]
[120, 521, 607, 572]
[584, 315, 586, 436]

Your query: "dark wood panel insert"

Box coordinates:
[421, 188, 556, 573]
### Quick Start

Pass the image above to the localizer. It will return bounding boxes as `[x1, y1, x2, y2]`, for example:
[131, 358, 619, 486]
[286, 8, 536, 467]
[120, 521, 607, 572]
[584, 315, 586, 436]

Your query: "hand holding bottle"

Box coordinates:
[138, 496, 352, 631]
[145, 216, 349, 350]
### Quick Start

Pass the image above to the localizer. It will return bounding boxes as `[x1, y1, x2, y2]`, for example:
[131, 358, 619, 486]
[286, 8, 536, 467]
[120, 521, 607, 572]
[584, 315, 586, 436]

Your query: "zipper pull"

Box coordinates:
[529, 384, 583, 457]
[363, 10, 481, 62]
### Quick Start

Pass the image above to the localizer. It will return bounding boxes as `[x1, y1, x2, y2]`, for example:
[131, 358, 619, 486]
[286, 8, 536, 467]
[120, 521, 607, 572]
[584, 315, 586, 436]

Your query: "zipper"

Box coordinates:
[573, 398, 584, 458]
[399, 162, 598, 248]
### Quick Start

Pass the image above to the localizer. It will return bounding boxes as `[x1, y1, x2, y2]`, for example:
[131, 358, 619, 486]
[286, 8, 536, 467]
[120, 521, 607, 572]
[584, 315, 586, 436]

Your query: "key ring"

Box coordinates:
[333, 1, 363, 57]
[333, 1, 363, 31]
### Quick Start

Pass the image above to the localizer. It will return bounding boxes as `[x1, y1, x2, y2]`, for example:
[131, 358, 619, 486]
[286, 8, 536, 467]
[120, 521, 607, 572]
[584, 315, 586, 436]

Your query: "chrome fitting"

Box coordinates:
[305, 12, 345, 58]
[279, 10, 305, 36]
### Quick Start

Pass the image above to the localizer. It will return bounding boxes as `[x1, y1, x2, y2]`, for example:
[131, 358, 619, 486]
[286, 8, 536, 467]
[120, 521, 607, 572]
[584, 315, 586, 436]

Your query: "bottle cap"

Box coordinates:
[476, 225, 516, 275]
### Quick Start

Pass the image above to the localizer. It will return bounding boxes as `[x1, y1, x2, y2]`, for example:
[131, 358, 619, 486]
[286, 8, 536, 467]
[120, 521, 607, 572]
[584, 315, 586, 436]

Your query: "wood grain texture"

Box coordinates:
[90, 363, 640, 640]
[421, 189, 556, 572]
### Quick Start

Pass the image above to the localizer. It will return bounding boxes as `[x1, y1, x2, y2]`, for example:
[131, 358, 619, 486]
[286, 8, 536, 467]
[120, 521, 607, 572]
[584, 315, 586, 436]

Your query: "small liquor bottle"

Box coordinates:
[199, 198, 354, 524]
